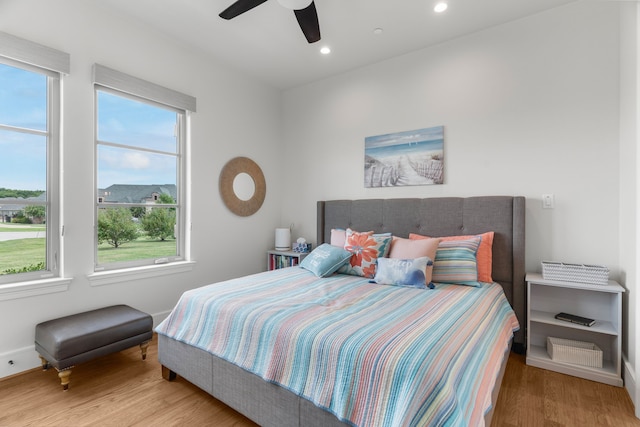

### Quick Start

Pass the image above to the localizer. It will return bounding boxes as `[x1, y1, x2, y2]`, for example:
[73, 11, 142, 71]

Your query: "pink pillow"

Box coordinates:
[409, 231, 495, 283]
[330, 229, 347, 247]
[389, 236, 440, 285]
[389, 236, 440, 259]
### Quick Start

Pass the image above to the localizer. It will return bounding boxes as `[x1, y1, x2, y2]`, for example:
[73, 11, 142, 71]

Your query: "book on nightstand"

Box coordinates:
[555, 312, 596, 327]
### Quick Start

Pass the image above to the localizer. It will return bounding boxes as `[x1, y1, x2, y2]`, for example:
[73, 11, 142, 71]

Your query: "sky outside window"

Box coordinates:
[97, 91, 178, 190]
[0, 63, 47, 192]
[1, 65, 179, 192]
[0, 63, 46, 131]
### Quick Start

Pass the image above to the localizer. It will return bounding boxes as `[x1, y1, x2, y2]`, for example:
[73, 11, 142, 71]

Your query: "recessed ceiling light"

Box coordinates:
[373, 28, 384, 35]
[434, 2, 448, 13]
[320, 46, 331, 55]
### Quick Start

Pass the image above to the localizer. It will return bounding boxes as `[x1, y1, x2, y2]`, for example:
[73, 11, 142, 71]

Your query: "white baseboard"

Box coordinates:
[0, 345, 40, 379]
[0, 309, 174, 380]
[152, 310, 172, 327]
[623, 354, 638, 418]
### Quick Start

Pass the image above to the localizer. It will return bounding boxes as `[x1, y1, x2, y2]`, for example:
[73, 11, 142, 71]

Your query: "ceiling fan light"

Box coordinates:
[277, 0, 313, 10]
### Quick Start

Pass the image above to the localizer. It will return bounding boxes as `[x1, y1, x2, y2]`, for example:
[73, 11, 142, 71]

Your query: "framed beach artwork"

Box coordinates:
[364, 126, 444, 188]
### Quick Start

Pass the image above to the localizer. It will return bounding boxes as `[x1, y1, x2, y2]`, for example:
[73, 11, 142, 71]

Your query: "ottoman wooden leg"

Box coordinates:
[39, 356, 50, 370]
[140, 341, 150, 360]
[57, 368, 72, 391]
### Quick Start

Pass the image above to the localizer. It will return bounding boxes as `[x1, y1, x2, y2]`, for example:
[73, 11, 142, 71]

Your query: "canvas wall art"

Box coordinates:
[364, 126, 444, 188]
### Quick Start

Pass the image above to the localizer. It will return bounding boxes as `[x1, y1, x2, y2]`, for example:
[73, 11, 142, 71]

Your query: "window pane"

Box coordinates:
[0, 127, 47, 278]
[97, 145, 177, 193]
[0, 63, 47, 130]
[0, 129, 46, 190]
[96, 85, 183, 270]
[97, 206, 176, 265]
[0, 47, 60, 284]
[97, 91, 177, 153]
[0, 207, 46, 275]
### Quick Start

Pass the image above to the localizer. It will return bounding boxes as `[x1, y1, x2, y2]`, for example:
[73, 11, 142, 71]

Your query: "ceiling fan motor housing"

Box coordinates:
[277, 0, 313, 10]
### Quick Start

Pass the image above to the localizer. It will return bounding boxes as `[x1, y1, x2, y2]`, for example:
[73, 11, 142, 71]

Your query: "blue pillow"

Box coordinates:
[300, 243, 352, 277]
[373, 257, 432, 289]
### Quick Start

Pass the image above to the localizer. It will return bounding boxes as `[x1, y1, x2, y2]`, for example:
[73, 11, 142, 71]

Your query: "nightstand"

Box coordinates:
[267, 250, 308, 271]
[526, 273, 624, 386]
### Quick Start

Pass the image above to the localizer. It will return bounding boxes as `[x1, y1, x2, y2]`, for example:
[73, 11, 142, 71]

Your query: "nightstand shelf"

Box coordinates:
[526, 273, 624, 387]
[527, 344, 619, 382]
[529, 309, 617, 336]
[267, 250, 308, 271]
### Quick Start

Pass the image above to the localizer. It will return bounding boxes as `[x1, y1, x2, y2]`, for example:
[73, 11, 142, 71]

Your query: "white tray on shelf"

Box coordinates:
[541, 261, 609, 286]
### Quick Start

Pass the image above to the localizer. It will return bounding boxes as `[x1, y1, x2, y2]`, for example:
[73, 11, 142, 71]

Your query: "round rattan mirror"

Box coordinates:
[219, 157, 266, 217]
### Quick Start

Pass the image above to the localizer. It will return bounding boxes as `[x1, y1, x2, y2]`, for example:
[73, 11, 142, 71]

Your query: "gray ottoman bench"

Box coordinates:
[35, 304, 153, 390]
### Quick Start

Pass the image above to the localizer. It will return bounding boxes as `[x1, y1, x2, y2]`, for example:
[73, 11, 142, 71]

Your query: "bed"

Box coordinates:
[157, 196, 526, 427]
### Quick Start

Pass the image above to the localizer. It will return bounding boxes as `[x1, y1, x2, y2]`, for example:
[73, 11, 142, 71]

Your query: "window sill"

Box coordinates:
[0, 277, 72, 301]
[87, 261, 196, 287]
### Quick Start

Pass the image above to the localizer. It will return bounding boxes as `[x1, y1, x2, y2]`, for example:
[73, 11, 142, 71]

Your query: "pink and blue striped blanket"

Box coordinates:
[156, 267, 519, 426]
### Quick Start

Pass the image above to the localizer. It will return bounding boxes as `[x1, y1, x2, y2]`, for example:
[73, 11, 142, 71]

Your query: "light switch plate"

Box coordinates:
[542, 194, 555, 209]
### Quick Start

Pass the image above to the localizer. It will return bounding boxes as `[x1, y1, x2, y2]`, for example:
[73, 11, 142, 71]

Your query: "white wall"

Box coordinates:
[282, 1, 620, 272]
[620, 1, 640, 414]
[0, 0, 283, 378]
[282, 0, 631, 395]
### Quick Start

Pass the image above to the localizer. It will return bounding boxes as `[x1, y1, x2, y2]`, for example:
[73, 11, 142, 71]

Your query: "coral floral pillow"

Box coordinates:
[330, 228, 373, 247]
[338, 229, 392, 278]
[409, 231, 495, 283]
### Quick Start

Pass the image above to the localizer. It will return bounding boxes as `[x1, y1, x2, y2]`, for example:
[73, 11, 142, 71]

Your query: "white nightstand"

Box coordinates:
[267, 250, 308, 271]
[526, 272, 624, 387]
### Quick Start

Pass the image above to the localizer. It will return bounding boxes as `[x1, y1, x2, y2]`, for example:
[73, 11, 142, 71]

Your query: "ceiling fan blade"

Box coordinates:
[219, 0, 269, 20]
[294, 1, 321, 43]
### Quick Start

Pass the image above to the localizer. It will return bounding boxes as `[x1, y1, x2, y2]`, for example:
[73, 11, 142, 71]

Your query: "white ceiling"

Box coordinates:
[99, 0, 577, 90]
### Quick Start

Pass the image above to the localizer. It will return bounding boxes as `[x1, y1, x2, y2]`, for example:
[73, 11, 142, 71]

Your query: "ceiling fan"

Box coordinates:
[219, 0, 321, 43]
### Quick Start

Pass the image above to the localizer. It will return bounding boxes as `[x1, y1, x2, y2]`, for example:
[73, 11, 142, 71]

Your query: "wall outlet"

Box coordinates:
[542, 194, 555, 209]
[0, 345, 40, 379]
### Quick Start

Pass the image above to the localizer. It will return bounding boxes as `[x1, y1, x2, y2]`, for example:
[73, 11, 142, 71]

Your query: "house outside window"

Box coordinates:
[93, 64, 195, 271]
[0, 32, 68, 285]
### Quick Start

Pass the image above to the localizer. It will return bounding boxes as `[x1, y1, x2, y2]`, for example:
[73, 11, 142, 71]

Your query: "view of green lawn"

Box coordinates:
[0, 239, 45, 272]
[97, 239, 176, 264]
[0, 224, 46, 232]
[0, 237, 176, 273]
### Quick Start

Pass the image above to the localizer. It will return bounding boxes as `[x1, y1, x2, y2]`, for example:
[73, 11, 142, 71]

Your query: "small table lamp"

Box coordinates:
[275, 228, 291, 251]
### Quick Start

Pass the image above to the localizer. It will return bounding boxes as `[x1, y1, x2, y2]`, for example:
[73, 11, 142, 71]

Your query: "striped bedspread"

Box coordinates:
[156, 267, 519, 427]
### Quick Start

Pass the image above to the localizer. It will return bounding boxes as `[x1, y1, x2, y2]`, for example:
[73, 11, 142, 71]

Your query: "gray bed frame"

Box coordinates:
[159, 196, 526, 427]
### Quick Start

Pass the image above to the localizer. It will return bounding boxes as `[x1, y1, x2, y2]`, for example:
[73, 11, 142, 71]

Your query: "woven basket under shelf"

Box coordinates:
[546, 337, 603, 368]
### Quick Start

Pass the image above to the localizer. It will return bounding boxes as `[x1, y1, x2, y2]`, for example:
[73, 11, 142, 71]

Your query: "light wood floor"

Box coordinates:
[0, 335, 637, 427]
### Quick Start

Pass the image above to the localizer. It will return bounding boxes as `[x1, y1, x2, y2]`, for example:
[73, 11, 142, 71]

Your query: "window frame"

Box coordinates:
[93, 71, 192, 273]
[0, 56, 61, 285]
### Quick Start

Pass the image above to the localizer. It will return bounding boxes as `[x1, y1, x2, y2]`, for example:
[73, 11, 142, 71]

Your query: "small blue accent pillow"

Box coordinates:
[372, 257, 433, 289]
[300, 243, 352, 277]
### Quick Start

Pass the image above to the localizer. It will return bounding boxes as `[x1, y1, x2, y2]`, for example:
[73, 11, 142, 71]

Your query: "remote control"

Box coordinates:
[555, 312, 595, 327]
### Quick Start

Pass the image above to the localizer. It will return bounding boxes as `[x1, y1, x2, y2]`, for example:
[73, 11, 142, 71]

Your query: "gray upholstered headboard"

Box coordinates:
[317, 196, 526, 350]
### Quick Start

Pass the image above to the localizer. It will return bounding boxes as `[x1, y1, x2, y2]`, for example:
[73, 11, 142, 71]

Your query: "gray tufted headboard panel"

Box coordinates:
[317, 196, 526, 350]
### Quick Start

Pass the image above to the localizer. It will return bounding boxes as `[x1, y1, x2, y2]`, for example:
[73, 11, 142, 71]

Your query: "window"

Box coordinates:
[93, 65, 195, 271]
[0, 32, 68, 285]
